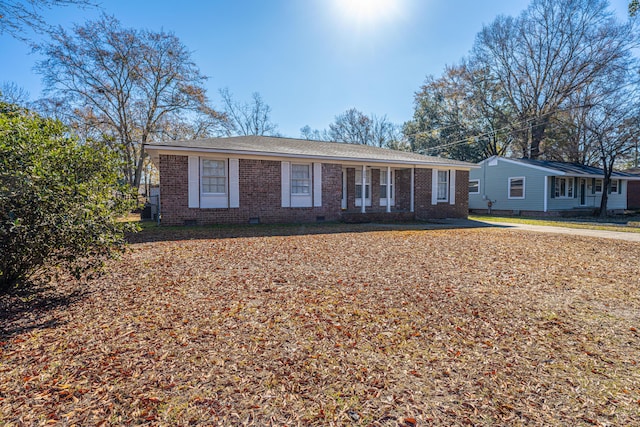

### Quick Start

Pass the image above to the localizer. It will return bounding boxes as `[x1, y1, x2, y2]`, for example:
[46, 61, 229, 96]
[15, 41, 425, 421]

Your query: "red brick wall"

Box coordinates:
[159, 155, 343, 226]
[395, 169, 411, 211]
[158, 155, 469, 225]
[413, 169, 469, 220]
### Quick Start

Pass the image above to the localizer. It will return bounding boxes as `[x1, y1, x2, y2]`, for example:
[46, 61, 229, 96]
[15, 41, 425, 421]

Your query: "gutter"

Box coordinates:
[144, 144, 479, 170]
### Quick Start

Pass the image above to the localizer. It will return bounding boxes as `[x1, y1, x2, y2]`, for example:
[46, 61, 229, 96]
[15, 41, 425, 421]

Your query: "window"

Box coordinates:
[595, 179, 603, 193]
[610, 180, 618, 193]
[437, 170, 448, 201]
[201, 159, 226, 194]
[291, 164, 311, 195]
[554, 177, 574, 198]
[380, 170, 394, 199]
[508, 177, 525, 199]
[355, 169, 371, 199]
[469, 179, 480, 195]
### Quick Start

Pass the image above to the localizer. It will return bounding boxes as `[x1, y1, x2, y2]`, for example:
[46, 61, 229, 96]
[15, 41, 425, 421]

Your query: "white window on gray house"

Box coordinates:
[201, 159, 226, 194]
[508, 177, 525, 199]
[555, 177, 574, 198]
[469, 179, 480, 195]
[595, 179, 603, 193]
[291, 164, 311, 195]
[610, 179, 619, 193]
[437, 170, 449, 201]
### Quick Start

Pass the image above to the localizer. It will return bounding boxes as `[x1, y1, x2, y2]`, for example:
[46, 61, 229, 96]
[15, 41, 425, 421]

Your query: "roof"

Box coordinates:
[144, 136, 477, 169]
[623, 167, 640, 175]
[483, 156, 637, 178]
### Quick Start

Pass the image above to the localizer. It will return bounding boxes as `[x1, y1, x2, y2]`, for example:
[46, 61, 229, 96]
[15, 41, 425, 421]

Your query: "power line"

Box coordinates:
[406, 77, 640, 155]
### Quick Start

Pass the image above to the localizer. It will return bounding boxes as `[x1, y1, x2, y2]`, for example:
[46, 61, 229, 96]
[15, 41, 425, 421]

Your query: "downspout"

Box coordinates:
[156, 192, 161, 226]
[543, 176, 548, 213]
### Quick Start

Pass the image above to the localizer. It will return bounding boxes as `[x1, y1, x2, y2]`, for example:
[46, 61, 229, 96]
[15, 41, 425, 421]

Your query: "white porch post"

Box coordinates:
[386, 166, 391, 213]
[544, 175, 548, 212]
[361, 164, 366, 213]
[410, 167, 415, 213]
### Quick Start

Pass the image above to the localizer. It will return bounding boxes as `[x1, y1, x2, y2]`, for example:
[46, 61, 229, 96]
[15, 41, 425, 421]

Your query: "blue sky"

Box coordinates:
[0, 0, 633, 137]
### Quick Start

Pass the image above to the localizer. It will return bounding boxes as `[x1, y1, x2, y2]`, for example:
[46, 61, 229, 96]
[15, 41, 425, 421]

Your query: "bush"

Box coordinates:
[0, 101, 135, 292]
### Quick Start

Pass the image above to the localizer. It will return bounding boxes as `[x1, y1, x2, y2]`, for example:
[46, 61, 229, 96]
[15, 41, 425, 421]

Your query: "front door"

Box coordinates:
[579, 178, 586, 206]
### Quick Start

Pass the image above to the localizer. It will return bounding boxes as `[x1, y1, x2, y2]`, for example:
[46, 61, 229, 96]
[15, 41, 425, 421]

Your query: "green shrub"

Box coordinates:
[0, 102, 135, 292]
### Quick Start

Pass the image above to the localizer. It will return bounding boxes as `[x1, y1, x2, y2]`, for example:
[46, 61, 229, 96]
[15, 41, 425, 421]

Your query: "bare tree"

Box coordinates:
[582, 86, 639, 216]
[36, 14, 221, 189]
[404, 64, 514, 162]
[328, 108, 372, 145]
[0, 0, 95, 40]
[219, 88, 279, 136]
[472, 0, 636, 159]
[327, 108, 400, 147]
[0, 81, 30, 105]
[300, 125, 329, 141]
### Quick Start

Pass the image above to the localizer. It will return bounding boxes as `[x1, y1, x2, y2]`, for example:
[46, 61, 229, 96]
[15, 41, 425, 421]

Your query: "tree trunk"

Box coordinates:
[530, 117, 548, 160]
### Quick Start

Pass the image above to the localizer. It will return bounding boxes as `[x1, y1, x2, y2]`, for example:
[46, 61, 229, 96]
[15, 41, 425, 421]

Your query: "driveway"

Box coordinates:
[479, 220, 640, 242]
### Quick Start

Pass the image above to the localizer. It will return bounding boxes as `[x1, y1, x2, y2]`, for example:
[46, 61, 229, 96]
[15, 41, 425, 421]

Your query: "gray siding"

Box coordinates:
[469, 159, 545, 211]
[469, 158, 629, 212]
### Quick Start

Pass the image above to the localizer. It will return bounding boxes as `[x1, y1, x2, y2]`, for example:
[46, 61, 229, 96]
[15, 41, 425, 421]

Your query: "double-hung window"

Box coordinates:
[437, 170, 449, 201]
[380, 170, 394, 201]
[202, 159, 226, 194]
[355, 169, 371, 206]
[554, 177, 574, 198]
[291, 164, 311, 195]
[595, 179, 603, 193]
[469, 179, 480, 195]
[610, 180, 619, 193]
[508, 177, 525, 199]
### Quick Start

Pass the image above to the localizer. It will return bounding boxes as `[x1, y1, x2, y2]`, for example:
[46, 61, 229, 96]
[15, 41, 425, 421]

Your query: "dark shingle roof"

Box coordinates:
[507, 158, 636, 178]
[145, 136, 476, 168]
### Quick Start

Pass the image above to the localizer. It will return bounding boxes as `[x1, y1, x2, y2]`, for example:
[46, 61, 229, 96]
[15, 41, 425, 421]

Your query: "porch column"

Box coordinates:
[410, 167, 415, 213]
[361, 164, 366, 214]
[386, 166, 392, 213]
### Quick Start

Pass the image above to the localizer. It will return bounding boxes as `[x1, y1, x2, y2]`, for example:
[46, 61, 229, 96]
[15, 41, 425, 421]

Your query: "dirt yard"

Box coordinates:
[1, 224, 639, 426]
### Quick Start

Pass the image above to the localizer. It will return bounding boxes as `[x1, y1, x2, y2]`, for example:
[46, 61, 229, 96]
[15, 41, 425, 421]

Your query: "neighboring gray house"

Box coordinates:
[469, 156, 639, 215]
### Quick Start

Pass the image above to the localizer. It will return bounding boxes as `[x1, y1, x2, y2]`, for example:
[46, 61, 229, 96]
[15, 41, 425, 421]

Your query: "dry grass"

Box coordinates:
[1, 224, 639, 426]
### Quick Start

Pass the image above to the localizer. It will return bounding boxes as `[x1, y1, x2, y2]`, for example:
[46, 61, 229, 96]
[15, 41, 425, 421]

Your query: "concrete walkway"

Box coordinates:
[479, 220, 640, 243]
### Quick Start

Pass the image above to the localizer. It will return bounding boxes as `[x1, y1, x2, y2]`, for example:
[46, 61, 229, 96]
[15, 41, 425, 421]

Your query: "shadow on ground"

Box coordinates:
[0, 280, 86, 341]
[127, 219, 496, 244]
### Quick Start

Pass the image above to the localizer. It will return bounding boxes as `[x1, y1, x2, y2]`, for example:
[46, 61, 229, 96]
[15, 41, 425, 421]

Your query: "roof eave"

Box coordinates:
[144, 143, 478, 169]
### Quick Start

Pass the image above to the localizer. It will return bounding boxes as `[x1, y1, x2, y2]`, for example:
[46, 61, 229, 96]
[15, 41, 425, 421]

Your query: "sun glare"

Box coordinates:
[332, 0, 404, 28]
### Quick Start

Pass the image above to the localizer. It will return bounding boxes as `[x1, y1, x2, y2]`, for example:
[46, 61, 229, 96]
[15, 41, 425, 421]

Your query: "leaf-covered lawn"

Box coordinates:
[2, 225, 640, 426]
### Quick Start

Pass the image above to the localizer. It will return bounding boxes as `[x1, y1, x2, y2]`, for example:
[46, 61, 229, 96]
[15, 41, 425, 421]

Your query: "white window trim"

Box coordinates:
[355, 168, 372, 207]
[595, 179, 603, 194]
[610, 179, 619, 193]
[469, 179, 480, 195]
[437, 170, 449, 202]
[380, 169, 395, 206]
[201, 158, 227, 195]
[188, 156, 200, 208]
[508, 176, 526, 199]
[290, 163, 312, 196]
[196, 157, 239, 209]
[289, 162, 313, 208]
[554, 177, 574, 199]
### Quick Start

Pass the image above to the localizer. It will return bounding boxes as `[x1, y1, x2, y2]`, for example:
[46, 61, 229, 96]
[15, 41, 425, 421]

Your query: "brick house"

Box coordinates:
[145, 136, 477, 226]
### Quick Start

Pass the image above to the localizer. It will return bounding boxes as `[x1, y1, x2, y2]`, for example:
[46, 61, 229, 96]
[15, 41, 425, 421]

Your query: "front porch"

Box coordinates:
[341, 166, 415, 216]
